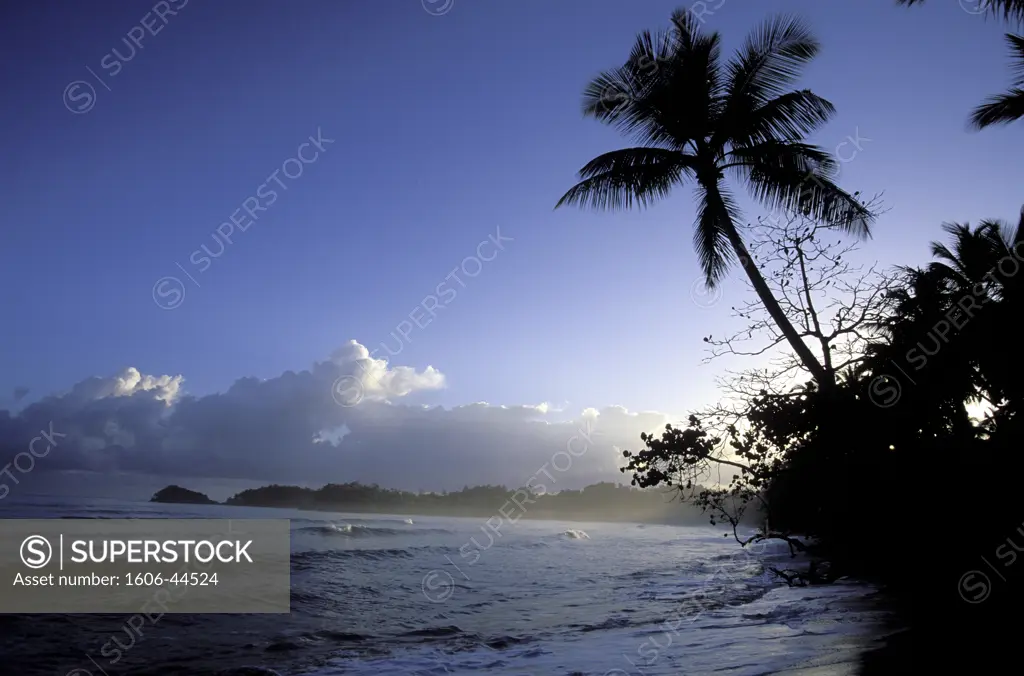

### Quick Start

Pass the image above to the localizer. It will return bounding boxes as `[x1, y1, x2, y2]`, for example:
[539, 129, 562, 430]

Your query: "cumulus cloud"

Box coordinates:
[0, 342, 670, 491]
[66, 367, 184, 404]
[329, 339, 445, 403]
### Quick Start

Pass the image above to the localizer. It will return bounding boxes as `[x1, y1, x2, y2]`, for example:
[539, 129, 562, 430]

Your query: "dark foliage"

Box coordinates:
[622, 205, 1024, 665]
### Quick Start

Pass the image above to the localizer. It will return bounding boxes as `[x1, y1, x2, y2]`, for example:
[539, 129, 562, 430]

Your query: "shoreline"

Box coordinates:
[148, 482, 753, 526]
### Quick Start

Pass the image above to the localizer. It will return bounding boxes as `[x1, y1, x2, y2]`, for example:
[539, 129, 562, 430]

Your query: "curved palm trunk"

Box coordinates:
[726, 225, 833, 387]
[705, 185, 834, 389]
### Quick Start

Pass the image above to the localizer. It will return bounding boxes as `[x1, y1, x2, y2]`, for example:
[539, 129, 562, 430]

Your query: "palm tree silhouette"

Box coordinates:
[896, 0, 1024, 128]
[866, 206, 1024, 434]
[929, 209, 1024, 413]
[928, 218, 1018, 289]
[556, 10, 873, 388]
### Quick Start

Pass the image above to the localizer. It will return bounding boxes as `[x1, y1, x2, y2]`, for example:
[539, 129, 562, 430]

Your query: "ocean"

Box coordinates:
[1, 495, 892, 675]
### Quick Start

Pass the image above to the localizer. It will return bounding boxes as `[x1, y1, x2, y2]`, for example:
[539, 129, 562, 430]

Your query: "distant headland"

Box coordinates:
[150, 480, 755, 526]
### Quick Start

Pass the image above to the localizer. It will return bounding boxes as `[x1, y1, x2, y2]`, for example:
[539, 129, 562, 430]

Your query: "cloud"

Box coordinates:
[0, 342, 670, 491]
[329, 339, 445, 402]
[66, 367, 184, 404]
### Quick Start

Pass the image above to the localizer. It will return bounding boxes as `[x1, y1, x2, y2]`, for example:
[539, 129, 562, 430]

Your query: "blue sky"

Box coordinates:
[1, 0, 1020, 423]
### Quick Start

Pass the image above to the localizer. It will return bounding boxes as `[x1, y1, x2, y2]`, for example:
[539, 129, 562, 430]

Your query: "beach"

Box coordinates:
[2, 495, 895, 675]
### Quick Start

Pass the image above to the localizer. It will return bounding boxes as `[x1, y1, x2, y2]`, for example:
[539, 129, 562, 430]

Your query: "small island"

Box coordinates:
[151, 485, 218, 505]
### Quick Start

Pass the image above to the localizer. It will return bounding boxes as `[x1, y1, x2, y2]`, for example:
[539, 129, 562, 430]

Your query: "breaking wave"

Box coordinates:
[297, 524, 452, 537]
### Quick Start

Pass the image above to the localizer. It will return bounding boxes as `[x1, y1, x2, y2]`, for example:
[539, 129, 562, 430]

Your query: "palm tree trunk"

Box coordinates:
[717, 210, 834, 389]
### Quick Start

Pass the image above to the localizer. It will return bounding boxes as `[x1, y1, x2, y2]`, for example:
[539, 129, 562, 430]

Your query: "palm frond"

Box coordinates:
[555, 148, 696, 211]
[932, 223, 969, 262]
[989, 0, 1024, 23]
[726, 140, 836, 179]
[581, 29, 674, 121]
[728, 141, 873, 237]
[929, 224, 975, 285]
[968, 33, 1024, 128]
[927, 220, 1010, 287]
[669, 7, 705, 52]
[724, 14, 820, 108]
[895, 0, 1024, 24]
[694, 183, 742, 286]
[585, 9, 724, 149]
[930, 240, 959, 267]
[581, 29, 680, 147]
[1008, 33, 1024, 85]
[581, 23, 723, 149]
[969, 87, 1024, 128]
[1001, 206, 1024, 295]
[1011, 205, 1024, 249]
[978, 218, 1014, 252]
[730, 89, 836, 147]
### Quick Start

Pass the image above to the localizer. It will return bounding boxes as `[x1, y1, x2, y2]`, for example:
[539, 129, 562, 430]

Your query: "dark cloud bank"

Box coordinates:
[0, 341, 670, 492]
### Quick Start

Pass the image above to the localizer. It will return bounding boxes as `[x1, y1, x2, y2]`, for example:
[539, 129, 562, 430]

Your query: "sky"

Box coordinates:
[0, 0, 1020, 494]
